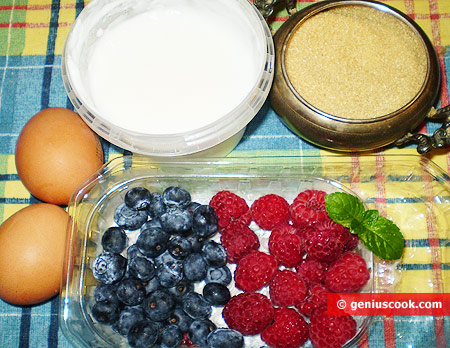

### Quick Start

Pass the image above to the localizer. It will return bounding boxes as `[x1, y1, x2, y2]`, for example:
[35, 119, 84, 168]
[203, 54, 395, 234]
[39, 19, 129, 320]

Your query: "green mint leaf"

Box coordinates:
[354, 210, 405, 260]
[325, 192, 404, 260]
[324, 192, 365, 228]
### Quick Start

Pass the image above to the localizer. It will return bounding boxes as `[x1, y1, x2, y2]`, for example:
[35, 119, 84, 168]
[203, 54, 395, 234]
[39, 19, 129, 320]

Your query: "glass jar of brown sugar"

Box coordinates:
[263, 0, 448, 153]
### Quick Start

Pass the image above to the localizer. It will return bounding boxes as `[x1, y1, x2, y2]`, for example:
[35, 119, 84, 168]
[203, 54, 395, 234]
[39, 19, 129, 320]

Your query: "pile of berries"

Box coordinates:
[91, 186, 242, 348]
[90, 187, 370, 348]
[214, 190, 370, 348]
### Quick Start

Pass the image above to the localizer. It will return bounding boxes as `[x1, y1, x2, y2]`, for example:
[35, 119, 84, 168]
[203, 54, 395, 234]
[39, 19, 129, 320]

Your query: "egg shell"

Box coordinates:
[0, 204, 69, 306]
[15, 108, 104, 205]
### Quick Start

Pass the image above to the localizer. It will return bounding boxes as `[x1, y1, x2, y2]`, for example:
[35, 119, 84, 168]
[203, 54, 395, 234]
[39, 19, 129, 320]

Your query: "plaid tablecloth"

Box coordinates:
[0, 0, 449, 347]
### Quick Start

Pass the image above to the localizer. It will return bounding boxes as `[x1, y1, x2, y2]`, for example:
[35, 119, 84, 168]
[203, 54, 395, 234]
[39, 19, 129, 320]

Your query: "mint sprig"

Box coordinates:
[325, 192, 404, 260]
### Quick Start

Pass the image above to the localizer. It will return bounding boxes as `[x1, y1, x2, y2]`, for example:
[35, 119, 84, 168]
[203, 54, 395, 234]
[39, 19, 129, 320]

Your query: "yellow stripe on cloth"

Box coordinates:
[23, 0, 52, 56]
[22, 0, 77, 56]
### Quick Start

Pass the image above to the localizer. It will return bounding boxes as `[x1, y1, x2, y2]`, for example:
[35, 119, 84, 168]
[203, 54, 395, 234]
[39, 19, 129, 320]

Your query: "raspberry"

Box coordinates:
[268, 224, 304, 267]
[319, 218, 349, 244]
[234, 251, 278, 292]
[238, 208, 253, 226]
[261, 307, 309, 348]
[223, 292, 274, 336]
[296, 283, 328, 317]
[303, 221, 345, 262]
[220, 220, 259, 263]
[309, 306, 356, 348]
[251, 194, 290, 230]
[344, 232, 359, 251]
[180, 332, 196, 347]
[289, 190, 328, 228]
[269, 270, 307, 307]
[209, 191, 249, 228]
[325, 251, 370, 292]
[296, 259, 328, 285]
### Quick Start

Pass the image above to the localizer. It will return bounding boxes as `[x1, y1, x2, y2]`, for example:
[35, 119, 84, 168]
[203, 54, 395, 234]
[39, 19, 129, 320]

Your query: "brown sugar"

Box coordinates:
[285, 5, 428, 120]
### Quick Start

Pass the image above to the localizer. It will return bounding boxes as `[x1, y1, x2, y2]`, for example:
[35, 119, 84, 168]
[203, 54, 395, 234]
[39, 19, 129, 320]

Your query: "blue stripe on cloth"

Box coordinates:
[404, 239, 450, 248]
[42, 0, 60, 110]
[0, 198, 32, 204]
[11, 300, 74, 348]
[76, 0, 85, 17]
[393, 317, 441, 348]
[0, 60, 47, 153]
[6, 56, 50, 67]
[48, 297, 59, 348]
[0, 174, 19, 181]
[234, 102, 321, 153]
[443, 318, 450, 347]
[397, 264, 450, 271]
[0, 300, 21, 346]
[29, 301, 52, 348]
[19, 307, 31, 348]
[367, 317, 387, 347]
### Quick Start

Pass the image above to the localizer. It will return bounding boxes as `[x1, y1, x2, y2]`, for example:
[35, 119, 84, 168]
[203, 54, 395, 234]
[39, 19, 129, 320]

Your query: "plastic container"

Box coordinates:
[62, 0, 274, 157]
[60, 155, 378, 348]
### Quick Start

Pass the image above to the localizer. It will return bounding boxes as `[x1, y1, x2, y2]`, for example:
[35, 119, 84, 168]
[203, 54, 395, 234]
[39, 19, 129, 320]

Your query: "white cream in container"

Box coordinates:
[63, 0, 274, 156]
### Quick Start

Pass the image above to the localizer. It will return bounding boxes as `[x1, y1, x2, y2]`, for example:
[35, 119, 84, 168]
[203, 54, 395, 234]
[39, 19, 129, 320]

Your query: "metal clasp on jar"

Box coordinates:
[254, 0, 297, 19]
[395, 106, 450, 154]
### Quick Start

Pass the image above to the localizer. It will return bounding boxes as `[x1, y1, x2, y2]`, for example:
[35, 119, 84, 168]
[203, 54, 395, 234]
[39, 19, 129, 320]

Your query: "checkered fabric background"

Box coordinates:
[0, 0, 449, 347]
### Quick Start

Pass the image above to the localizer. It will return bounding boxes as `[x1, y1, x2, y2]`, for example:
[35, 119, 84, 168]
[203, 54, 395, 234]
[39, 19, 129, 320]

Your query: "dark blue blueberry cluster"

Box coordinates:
[91, 186, 241, 348]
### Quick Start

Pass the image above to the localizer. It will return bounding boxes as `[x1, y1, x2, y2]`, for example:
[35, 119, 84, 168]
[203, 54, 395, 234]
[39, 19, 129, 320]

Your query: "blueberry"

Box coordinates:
[141, 218, 162, 230]
[136, 227, 170, 258]
[94, 283, 119, 304]
[144, 289, 175, 321]
[186, 233, 204, 253]
[162, 186, 191, 208]
[183, 253, 207, 282]
[192, 205, 218, 238]
[205, 266, 232, 286]
[186, 201, 201, 214]
[114, 307, 145, 336]
[160, 207, 193, 235]
[156, 257, 184, 288]
[167, 306, 193, 332]
[128, 320, 159, 348]
[91, 300, 120, 324]
[207, 328, 244, 348]
[116, 278, 146, 306]
[168, 235, 192, 259]
[201, 240, 227, 267]
[148, 192, 166, 218]
[202, 282, 231, 306]
[144, 276, 161, 295]
[154, 250, 178, 267]
[114, 203, 148, 230]
[160, 324, 183, 348]
[125, 187, 152, 210]
[129, 256, 156, 282]
[126, 244, 145, 261]
[167, 279, 193, 301]
[101, 227, 128, 254]
[188, 319, 216, 347]
[92, 252, 127, 284]
[182, 292, 212, 319]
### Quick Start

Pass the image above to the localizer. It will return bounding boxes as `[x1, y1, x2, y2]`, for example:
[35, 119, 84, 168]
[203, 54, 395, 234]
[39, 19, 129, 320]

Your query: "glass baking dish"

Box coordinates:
[60, 155, 449, 348]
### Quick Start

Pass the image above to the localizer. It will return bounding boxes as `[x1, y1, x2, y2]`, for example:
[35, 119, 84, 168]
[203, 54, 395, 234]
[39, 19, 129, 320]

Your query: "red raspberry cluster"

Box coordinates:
[211, 190, 371, 348]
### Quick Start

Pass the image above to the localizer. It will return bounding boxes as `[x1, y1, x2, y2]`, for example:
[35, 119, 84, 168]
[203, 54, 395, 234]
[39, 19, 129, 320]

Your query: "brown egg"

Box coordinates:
[0, 204, 69, 306]
[15, 108, 104, 205]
